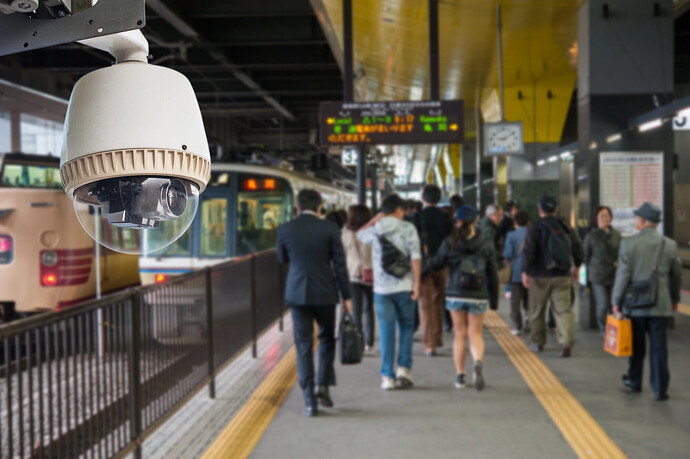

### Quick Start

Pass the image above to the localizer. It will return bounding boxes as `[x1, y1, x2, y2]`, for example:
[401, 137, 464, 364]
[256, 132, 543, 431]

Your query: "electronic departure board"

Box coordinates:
[320, 100, 464, 145]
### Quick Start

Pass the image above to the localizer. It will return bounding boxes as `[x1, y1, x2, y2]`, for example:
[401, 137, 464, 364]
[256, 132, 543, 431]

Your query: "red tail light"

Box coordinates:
[155, 274, 167, 284]
[42, 273, 58, 286]
[0, 236, 10, 252]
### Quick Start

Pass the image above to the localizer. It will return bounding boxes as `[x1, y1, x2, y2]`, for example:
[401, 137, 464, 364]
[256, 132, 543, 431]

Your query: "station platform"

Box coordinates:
[141, 295, 690, 459]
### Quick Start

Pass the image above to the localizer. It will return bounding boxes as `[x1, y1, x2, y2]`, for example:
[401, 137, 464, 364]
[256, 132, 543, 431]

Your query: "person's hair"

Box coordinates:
[337, 209, 348, 225]
[421, 184, 442, 204]
[414, 200, 423, 213]
[346, 205, 372, 231]
[381, 193, 405, 215]
[594, 206, 613, 226]
[297, 189, 322, 212]
[450, 216, 478, 249]
[485, 204, 499, 217]
[505, 200, 519, 213]
[440, 205, 453, 215]
[403, 199, 415, 211]
[449, 194, 464, 210]
[325, 211, 345, 229]
[514, 210, 529, 227]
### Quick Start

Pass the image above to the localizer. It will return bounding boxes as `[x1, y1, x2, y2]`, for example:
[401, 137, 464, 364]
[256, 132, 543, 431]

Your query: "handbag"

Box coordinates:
[499, 241, 524, 284]
[604, 314, 632, 357]
[354, 237, 374, 285]
[622, 239, 665, 309]
[339, 310, 363, 364]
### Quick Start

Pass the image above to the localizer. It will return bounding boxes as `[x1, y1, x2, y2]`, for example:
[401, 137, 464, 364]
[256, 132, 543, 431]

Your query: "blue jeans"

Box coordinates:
[374, 292, 416, 378]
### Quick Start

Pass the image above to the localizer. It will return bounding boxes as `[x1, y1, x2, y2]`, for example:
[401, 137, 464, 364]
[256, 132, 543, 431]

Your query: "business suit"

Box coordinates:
[612, 228, 681, 398]
[276, 212, 351, 405]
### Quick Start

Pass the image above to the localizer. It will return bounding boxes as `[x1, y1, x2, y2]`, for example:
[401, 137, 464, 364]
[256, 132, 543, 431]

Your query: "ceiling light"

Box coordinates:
[677, 107, 690, 118]
[638, 118, 662, 132]
[589, 141, 597, 150]
[537, 159, 546, 166]
[547, 155, 559, 163]
[560, 152, 572, 159]
[606, 133, 622, 143]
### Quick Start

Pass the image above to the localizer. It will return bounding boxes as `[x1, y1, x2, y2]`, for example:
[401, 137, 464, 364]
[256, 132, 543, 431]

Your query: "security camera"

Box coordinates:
[60, 30, 210, 254]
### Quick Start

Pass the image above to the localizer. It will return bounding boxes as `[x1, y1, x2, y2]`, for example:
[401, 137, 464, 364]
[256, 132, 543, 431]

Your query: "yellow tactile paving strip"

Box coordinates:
[677, 303, 690, 316]
[201, 347, 297, 459]
[485, 310, 627, 459]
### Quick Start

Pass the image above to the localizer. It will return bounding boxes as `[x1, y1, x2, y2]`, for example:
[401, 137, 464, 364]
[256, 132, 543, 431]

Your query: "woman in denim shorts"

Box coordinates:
[430, 205, 499, 390]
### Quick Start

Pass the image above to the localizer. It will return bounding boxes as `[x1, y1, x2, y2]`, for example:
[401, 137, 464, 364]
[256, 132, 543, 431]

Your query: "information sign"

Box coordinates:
[673, 116, 690, 130]
[600, 152, 664, 236]
[341, 148, 359, 166]
[320, 100, 464, 145]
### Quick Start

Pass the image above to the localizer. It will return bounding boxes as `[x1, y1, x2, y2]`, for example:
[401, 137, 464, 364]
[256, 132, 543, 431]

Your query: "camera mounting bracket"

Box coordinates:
[0, 0, 145, 56]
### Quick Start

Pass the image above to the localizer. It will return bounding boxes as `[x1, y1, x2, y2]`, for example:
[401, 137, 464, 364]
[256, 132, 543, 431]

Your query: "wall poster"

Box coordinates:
[600, 152, 664, 236]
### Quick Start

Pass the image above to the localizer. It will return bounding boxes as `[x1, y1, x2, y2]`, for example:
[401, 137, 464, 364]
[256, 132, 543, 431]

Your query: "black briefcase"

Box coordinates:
[339, 310, 363, 364]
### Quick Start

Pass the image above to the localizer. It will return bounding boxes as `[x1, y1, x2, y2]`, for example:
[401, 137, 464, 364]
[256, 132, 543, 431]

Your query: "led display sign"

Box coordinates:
[320, 100, 464, 145]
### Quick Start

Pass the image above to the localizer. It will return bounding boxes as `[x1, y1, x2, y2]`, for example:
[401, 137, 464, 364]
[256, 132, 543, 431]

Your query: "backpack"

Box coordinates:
[378, 234, 411, 279]
[541, 218, 572, 272]
[455, 243, 487, 291]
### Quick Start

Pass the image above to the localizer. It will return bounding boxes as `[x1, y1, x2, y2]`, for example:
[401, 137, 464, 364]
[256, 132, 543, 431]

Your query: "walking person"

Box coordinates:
[522, 196, 583, 357]
[276, 189, 352, 417]
[412, 184, 454, 356]
[479, 204, 503, 257]
[503, 210, 530, 335]
[342, 204, 375, 352]
[496, 201, 519, 249]
[358, 194, 422, 390]
[583, 206, 622, 338]
[612, 203, 681, 401]
[430, 205, 498, 390]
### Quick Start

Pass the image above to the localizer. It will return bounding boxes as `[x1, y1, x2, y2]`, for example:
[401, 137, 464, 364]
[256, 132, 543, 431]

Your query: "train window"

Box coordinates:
[0, 163, 62, 189]
[236, 176, 292, 257]
[200, 198, 227, 256]
[143, 214, 192, 256]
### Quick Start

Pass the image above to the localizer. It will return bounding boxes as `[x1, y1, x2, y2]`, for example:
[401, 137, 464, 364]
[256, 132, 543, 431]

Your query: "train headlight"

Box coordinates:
[41, 250, 59, 267]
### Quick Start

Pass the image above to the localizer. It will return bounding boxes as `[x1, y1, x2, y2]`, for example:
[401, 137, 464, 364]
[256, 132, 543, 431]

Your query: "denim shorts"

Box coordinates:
[445, 298, 488, 314]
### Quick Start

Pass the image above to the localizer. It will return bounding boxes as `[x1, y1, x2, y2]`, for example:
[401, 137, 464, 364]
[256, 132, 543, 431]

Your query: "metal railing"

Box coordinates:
[0, 250, 286, 459]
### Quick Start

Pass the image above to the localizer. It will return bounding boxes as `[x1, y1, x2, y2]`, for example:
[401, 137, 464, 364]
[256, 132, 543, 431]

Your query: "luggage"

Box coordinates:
[339, 310, 363, 364]
[604, 314, 632, 357]
[541, 219, 572, 273]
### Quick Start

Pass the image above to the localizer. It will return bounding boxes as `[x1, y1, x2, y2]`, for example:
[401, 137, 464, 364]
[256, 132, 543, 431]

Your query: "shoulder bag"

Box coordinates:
[622, 239, 665, 309]
[499, 240, 524, 284]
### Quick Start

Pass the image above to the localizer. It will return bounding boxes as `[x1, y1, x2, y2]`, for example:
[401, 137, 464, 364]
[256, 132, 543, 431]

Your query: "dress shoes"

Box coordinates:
[621, 374, 641, 393]
[303, 395, 318, 417]
[655, 393, 669, 401]
[315, 385, 334, 408]
[561, 346, 571, 358]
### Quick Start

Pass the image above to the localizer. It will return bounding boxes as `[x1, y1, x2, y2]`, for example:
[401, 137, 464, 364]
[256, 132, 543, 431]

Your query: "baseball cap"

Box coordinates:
[539, 196, 558, 214]
[455, 204, 478, 222]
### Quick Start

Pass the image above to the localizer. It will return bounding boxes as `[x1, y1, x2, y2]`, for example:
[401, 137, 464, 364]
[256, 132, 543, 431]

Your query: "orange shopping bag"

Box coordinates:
[604, 314, 632, 357]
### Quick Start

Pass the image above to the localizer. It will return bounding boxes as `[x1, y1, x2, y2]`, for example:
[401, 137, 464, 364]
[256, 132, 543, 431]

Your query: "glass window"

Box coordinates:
[20, 114, 63, 156]
[143, 215, 192, 257]
[0, 163, 62, 188]
[199, 198, 227, 256]
[0, 112, 10, 153]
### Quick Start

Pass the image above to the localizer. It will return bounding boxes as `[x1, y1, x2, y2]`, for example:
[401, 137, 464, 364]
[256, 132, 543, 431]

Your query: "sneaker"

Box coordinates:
[473, 361, 485, 391]
[510, 329, 520, 335]
[561, 346, 571, 358]
[381, 377, 396, 391]
[454, 373, 466, 389]
[395, 367, 414, 388]
[523, 318, 530, 333]
[528, 343, 544, 352]
[365, 345, 374, 353]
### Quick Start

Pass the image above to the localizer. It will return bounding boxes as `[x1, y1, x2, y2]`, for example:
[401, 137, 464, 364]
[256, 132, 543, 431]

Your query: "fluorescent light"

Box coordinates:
[537, 159, 546, 166]
[606, 133, 622, 143]
[638, 118, 662, 132]
[560, 151, 572, 159]
[589, 141, 597, 150]
[677, 107, 690, 118]
[547, 155, 559, 163]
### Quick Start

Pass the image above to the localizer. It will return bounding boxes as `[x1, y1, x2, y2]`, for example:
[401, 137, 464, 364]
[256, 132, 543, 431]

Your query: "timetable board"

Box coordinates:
[319, 100, 464, 145]
[600, 152, 664, 236]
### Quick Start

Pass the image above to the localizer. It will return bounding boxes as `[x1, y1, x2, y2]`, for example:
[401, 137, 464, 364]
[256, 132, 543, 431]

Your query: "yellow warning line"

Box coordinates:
[485, 311, 627, 459]
[201, 347, 297, 459]
[678, 303, 690, 316]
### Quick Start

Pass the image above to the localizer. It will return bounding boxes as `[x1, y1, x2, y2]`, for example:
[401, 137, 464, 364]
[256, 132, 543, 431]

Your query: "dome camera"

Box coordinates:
[59, 30, 210, 254]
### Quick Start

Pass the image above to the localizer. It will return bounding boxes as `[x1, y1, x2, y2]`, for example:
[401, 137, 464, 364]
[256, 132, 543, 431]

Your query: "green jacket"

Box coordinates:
[583, 227, 622, 286]
[612, 228, 681, 317]
[478, 216, 500, 260]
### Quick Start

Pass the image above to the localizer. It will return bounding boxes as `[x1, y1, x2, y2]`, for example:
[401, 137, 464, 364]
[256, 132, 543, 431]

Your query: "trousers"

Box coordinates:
[290, 305, 337, 396]
[528, 276, 574, 347]
[374, 292, 416, 378]
[628, 316, 670, 397]
[591, 283, 612, 337]
[419, 268, 448, 350]
[351, 282, 375, 347]
[509, 282, 528, 330]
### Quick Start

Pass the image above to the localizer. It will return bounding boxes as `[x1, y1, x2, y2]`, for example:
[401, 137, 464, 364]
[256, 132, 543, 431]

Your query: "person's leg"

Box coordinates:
[315, 305, 337, 387]
[451, 310, 469, 375]
[395, 292, 416, 371]
[290, 307, 316, 399]
[647, 317, 669, 398]
[627, 317, 647, 389]
[374, 293, 397, 379]
[528, 277, 549, 347]
[418, 274, 436, 353]
[350, 283, 364, 337]
[550, 277, 575, 349]
[591, 283, 610, 338]
[509, 283, 523, 331]
[467, 311, 486, 362]
[443, 309, 453, 332]
[432, 269, 448, 347]
[363, 285, 375, 348]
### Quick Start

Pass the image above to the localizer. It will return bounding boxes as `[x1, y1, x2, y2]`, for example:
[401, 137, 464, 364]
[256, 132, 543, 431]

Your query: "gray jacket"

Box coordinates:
[612, 228, 681, 317]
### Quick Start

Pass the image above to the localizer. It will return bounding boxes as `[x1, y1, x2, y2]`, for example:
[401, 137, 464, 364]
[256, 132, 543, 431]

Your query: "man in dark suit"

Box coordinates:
[276, 189, 352, 417]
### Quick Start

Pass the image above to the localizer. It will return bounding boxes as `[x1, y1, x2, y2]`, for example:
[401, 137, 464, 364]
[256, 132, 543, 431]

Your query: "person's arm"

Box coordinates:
[583, 233, 592, 266]
[669, 243, 682, 311]
[569, 223, 584, 268]
[429, 239, 450, 272]
[612, 240, 631, 314]
[276, 225, 289, 264]
[521, 225, 538, 288]
[330, 225, 352, 310]
[407, 224, 422, 300]
[486, 244, 499, 310]
[359, 212, 384, 233]
[503, 233, 516, 263]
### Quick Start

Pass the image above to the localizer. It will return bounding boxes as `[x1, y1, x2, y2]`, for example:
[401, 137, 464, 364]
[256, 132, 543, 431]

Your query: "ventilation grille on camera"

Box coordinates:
[60, 149, 212, 196]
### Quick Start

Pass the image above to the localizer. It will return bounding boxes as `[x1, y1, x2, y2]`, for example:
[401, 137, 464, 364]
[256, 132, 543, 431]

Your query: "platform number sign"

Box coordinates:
[673, 116, 690, 130]
[341, 148, 359, 166]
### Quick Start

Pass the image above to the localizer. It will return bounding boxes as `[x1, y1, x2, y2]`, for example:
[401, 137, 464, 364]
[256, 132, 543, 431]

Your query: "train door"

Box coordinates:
[191, 188, 232, 268]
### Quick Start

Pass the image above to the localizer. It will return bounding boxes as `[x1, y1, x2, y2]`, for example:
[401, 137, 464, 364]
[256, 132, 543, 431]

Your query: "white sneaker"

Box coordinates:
[381, 376, 396, 390]
[510, 329, 520, 335]
[395, 366, 414, 388]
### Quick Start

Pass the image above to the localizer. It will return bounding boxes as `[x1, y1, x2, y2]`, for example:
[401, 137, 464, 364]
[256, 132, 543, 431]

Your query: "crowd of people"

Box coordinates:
[276, 186, 681, 417]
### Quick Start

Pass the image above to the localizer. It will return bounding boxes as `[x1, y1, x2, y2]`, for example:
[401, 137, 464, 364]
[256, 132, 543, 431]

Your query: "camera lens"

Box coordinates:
[164, 179, 187, 217]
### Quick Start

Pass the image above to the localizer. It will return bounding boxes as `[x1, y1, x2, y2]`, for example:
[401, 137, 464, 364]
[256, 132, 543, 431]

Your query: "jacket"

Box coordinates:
[430, 235, 499, 309]
[496, 215, 514, 246]
[503, 226, 528, 284]
[522, 216, 584, 278]
[358, 216, 421, 295]
[583, 226, 622, 286]
[612, 228, 681, 317]
[276, 213, 351, 306]
[412, 206, 453, 260]
[478, 216, 501, 261]
[342, 227, 372, 282]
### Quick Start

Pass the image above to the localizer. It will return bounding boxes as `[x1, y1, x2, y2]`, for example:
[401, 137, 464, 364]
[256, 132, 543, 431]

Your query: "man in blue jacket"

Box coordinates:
[503, 210, 529, 334]
[277, 189, 352, 417]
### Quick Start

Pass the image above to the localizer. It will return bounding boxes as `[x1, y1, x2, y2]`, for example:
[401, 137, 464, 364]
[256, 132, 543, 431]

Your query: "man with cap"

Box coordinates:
[612, 202, 681, 401]
[522, 196, 583, 357]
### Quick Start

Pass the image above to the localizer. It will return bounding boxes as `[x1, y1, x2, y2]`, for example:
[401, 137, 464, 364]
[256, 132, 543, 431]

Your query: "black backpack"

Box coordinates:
[541, 219, 572, 272]
[378, 234, 411, 278]
[457, 251, 486, 291]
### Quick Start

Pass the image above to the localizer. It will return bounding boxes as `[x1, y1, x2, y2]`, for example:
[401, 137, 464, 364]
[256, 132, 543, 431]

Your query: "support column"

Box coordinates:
[10, 111, 20, 153]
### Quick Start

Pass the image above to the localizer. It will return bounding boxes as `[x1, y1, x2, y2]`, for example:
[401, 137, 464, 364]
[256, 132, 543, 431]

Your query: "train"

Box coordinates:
[139, 162, 357, 285]
[0, 153, 140, 323]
